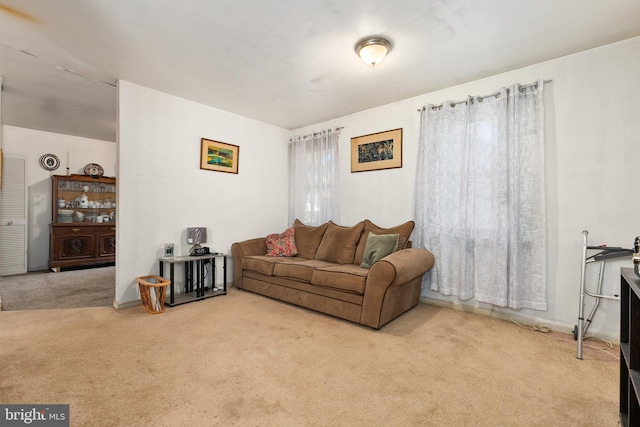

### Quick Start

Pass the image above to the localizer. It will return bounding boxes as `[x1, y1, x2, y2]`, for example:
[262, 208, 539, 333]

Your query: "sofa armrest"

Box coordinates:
[360, 248, 435, 328]
[378, 248, 435, 286]
[232, 237, 267, 258]
[231, 237, 267, 289]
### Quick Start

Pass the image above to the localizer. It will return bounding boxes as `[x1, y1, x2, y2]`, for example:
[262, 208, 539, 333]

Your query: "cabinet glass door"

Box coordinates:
[54, 175, 116, 224]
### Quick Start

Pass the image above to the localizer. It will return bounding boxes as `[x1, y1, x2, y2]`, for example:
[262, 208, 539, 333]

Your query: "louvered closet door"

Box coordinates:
[0, 154, 28, 276]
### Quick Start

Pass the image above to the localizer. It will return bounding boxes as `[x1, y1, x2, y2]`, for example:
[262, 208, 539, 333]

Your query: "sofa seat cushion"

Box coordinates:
[273, 259, 335, 283]
[243, 271, 364, 306]
[315, 221, 365, 264]
[311, 264, 369, 294]
[243, 255, 304, 276]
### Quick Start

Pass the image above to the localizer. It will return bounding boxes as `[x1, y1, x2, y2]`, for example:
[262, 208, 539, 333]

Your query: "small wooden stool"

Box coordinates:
[136, 275, 171, 314]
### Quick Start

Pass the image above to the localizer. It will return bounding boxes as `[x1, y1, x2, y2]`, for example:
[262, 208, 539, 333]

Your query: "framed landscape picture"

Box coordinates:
[350, 128, 402, 172]
[200, 138, 239, 174]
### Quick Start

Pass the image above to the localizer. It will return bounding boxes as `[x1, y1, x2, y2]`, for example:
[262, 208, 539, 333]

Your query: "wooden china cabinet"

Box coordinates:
[49, 174, 116, 272]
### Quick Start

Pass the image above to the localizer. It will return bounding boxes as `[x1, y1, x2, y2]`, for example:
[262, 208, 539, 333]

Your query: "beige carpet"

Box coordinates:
[0, 288, 619, 426]
[0, 266, 115, 311]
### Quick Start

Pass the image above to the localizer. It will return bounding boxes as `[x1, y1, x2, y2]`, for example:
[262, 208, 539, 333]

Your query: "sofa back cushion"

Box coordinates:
[353, 219, 415, 265]
[315, 221, 364, 264]
[293, 219, 328, 259]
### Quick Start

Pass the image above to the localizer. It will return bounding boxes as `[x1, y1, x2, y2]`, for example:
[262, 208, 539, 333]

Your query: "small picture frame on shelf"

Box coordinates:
[164, 243, 175, 257]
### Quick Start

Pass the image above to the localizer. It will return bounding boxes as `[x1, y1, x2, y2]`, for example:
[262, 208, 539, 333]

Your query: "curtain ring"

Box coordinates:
[450, 102, 455, 108]
[478, 96, 483, 103]
[495, 92, 500, 99]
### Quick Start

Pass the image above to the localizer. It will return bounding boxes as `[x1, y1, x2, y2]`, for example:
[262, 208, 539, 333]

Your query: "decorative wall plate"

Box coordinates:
[83, 163, 104, 177]
[39, 154, 61, 171]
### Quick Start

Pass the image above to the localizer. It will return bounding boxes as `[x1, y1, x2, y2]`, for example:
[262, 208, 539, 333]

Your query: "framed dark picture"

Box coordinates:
[350, 128, 402, 172]
[200, 138, 239, 174]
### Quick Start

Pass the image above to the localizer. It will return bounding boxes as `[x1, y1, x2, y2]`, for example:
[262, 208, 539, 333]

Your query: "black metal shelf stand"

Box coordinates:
[158, 253, 227, 307]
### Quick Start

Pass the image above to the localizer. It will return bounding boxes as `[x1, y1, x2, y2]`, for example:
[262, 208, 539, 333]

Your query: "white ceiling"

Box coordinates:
[1, 0, 640, 142]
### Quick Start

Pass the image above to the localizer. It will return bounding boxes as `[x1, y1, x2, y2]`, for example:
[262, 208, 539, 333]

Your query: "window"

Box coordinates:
[414, 81, 547, 310]
[288, 128, 341, 225]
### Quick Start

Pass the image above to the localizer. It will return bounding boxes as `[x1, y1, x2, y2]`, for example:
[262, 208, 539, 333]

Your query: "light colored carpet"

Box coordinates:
[0, 288, 619, 426]
[0, 266, 115, 311]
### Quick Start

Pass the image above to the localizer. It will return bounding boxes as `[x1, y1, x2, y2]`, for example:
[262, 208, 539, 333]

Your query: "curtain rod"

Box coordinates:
[417, 79, 552, 112]
[291, 126, 344, 142]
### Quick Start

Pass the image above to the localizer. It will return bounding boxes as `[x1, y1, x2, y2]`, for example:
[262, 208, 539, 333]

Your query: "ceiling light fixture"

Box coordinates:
[355, 36, 392, 67]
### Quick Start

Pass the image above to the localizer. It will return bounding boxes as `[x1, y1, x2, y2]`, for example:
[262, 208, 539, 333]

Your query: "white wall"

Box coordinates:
[116, 81, 290, 306]
[1, 125, 116, 271]
[293, 36, 640, 341]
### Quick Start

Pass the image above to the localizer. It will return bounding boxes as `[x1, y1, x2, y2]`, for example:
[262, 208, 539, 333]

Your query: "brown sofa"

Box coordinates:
[231, 219, 435, 329]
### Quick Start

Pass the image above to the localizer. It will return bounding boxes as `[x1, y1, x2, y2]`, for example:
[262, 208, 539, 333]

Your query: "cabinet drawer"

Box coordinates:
[54, 226, 97, 236]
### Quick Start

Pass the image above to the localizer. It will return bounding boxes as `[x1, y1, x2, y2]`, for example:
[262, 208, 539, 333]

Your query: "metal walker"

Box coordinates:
[574, 230, 633, 359]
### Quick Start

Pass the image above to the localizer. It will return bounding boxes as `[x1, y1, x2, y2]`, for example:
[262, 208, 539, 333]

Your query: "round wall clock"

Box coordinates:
[83, 163, 104, 177]
[39, 154, 61, 171]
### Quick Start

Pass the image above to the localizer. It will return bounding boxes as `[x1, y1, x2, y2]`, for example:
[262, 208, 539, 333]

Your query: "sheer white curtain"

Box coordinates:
[288, 128, 341, 226]
[414, 80, 546, 310]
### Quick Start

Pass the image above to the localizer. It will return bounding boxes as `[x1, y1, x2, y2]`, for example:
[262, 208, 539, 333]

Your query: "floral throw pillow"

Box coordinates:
[266, 226, 298, 257]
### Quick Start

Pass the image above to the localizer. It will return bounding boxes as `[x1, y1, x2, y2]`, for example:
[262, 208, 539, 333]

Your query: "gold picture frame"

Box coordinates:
[350, 128, 402, 172]
[200, 138, 239, 174]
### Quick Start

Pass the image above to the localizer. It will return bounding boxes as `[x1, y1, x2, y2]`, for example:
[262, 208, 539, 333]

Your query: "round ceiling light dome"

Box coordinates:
[355, 36, 392, 67]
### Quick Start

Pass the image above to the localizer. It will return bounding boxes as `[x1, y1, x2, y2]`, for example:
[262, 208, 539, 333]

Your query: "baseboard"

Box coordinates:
[112, 283, 236, 311]
[112, 299, 140, 310]
[419, 297, 619, 344]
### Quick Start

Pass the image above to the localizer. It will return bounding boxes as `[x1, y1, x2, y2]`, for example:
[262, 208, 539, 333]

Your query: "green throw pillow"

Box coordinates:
[360, 232, 399, 269]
